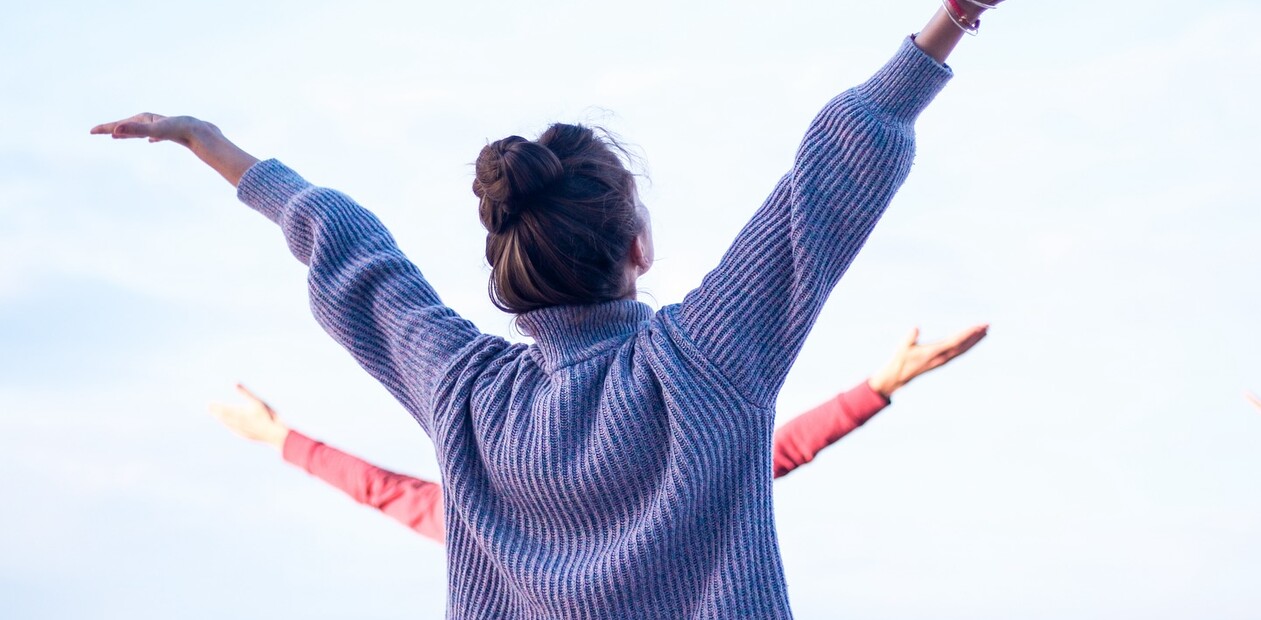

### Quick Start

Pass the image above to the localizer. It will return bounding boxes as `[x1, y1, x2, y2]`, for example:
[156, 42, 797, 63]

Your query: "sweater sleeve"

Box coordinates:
[673, 38, 952, 406]
[236, 163, 484, 432]
[282, 431, 446, 543]
[772, 382, 890, 478]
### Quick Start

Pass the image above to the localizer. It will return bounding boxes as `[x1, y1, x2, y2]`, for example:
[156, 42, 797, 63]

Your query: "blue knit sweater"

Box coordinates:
[237, 37, 950, 619]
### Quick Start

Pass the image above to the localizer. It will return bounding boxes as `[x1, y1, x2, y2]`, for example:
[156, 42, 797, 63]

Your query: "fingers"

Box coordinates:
[912, 323, 990, 375]
[112, 122, 156, 139]
[235, 383, 263, 403]
[943, 323, 989, 357]
[208, 402, 236, 423]
[89, 113, 167, 139]
[89, 113, 146, 134]
[891, 323, 990, 391]
[89, 117, 140, 135]
[943, 323, 989, 346]
[1247, 392, 1261, 411]
[901, 327, 920, 350]
[235, 383, 279, 422]
[928, 324, 986, 353]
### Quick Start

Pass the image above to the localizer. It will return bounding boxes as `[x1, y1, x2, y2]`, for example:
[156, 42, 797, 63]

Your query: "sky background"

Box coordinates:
[2, 1, 1260, 618]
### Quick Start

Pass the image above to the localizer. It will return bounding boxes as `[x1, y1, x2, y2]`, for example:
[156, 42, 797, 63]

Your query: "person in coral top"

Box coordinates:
[211, 324, 987, 544]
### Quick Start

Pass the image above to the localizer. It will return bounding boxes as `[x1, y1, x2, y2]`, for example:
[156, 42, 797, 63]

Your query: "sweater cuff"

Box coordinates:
[855, 36, 954, 123]
[281, 430, 318, 471]
[236, 158, 314, 224]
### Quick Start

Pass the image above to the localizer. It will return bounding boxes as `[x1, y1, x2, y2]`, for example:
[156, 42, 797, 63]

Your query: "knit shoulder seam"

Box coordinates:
[423, 333, 518, 430]
[656, 306, 769, 410]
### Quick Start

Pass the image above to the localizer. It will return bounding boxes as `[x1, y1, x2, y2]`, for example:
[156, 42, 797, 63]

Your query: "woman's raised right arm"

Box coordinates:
[669, 4, 1006, 407]
[671, 37, 954, 407]
[94, 116, 484, 429]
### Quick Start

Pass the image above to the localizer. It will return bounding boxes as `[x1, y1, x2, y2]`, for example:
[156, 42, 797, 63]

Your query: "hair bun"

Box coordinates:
[473, 136, 564, 233]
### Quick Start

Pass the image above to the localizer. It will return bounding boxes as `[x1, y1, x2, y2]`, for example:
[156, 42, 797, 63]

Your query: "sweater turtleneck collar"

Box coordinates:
[516, 299, 653, 371]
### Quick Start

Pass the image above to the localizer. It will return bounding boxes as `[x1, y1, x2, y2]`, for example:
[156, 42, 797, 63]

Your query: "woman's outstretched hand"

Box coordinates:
[868, 324, 989, 398]
[90, 112, 259, 186]
[1247, 392, 1261, 413]
[209, 384, 291, 450]
[91, 113, 214, 146]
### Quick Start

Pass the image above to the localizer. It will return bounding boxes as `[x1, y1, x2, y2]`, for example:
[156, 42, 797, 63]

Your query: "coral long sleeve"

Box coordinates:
[276, 383, 880, 542]
[772, 382, 890, 478]
[282, 431, 445, 543]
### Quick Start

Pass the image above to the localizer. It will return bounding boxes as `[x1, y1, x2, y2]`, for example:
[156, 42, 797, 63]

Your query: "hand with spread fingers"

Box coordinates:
[209, 384, 291, 450]
[867, 324, 989, 398]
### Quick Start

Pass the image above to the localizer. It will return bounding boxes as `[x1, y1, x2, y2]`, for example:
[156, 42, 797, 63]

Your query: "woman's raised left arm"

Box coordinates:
[94, 115, 487, 431]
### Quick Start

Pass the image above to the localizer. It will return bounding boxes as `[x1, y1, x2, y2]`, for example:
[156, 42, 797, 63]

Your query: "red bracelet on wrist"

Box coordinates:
[942, 0, 981, 35]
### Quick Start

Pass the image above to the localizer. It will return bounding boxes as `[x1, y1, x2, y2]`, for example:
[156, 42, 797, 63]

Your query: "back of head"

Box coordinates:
[472, 124, 641, 315]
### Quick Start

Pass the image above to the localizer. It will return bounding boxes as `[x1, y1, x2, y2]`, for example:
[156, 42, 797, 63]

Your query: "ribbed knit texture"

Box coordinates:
[237, 37, 950, 620]
[276, 382, 886, 544]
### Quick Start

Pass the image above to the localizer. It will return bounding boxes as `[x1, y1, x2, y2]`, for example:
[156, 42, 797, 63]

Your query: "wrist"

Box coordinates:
[956, 0, 990, 20]
[184, 122, 258, 186]
[265, 426, 291, 451]
[185, 121, 224, 152]
[866, 376, 901, 400]
[946, 0, 993, 21]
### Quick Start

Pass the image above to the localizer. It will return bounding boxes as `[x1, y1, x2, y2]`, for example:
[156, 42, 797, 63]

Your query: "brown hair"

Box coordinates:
[472, 124, 641, 315]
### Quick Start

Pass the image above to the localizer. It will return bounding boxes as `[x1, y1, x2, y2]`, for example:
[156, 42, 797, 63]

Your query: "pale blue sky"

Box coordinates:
[2, 1, 1260, 618]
